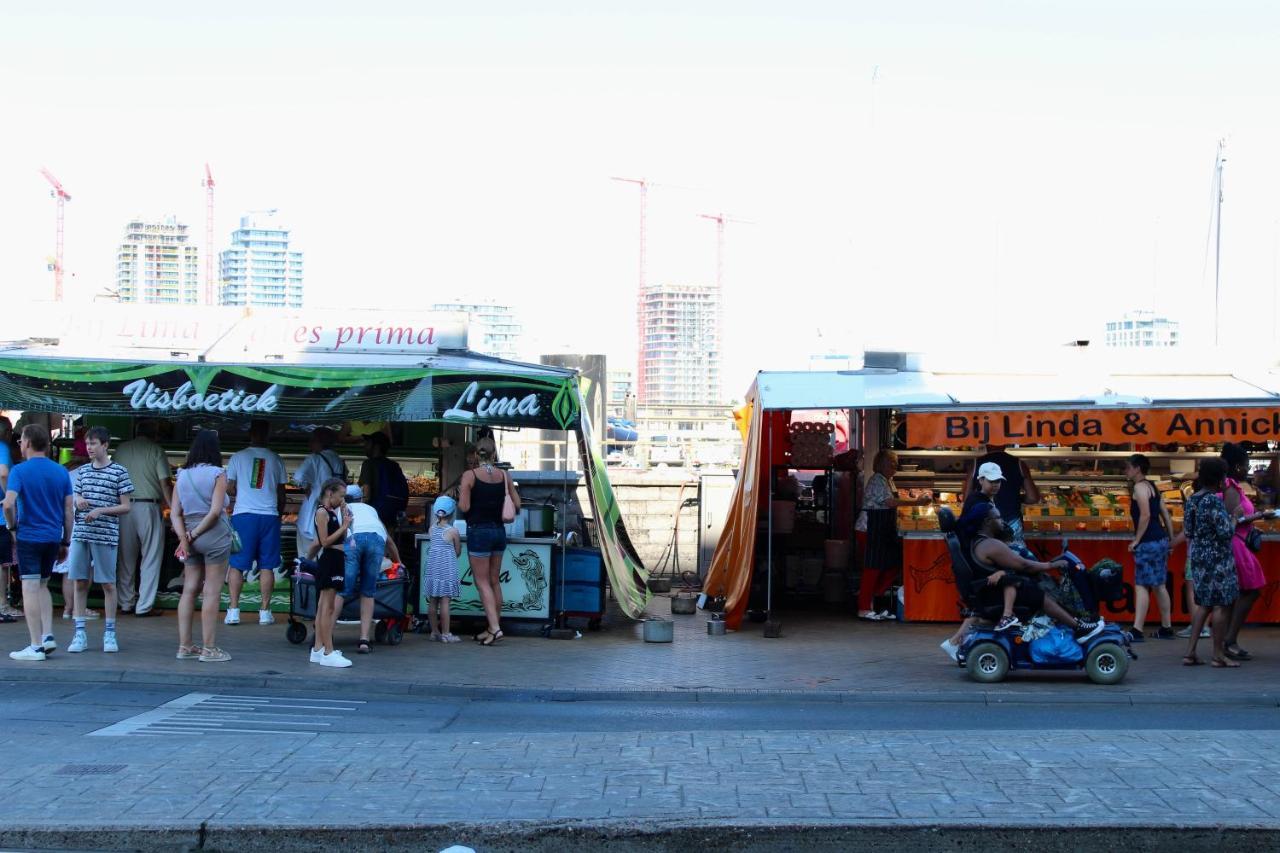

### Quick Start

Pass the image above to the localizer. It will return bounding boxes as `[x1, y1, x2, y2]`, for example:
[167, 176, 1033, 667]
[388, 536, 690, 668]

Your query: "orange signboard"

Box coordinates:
[907, 408, 1280, 449]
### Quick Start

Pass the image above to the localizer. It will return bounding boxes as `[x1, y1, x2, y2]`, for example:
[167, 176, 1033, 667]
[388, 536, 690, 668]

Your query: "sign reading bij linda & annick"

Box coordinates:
[908, 408, 1280, 448]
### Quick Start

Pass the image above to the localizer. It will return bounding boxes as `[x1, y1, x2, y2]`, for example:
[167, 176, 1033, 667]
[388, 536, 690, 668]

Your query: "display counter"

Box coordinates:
[416, 533, 555, 621]
[901, 530, 1280, 623]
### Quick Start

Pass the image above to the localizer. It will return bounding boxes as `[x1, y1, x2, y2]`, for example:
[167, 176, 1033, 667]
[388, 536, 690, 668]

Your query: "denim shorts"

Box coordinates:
[1134, 539, 1170, 587]
[16, 539, 59, 581]
[342, 531, 384, 599]
[467, 523, 506, 558]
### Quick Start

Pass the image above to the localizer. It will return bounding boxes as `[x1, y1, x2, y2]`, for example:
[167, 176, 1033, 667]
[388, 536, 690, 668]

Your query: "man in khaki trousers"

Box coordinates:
[113, 421, 171, 617]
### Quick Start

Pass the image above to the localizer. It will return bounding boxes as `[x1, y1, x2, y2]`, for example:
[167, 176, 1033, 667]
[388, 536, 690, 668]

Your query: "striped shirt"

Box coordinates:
[71, 461, 135, 545]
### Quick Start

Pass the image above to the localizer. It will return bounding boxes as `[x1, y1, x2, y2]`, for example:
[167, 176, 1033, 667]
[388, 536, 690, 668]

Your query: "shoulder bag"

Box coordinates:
[501, 471, 516, 524]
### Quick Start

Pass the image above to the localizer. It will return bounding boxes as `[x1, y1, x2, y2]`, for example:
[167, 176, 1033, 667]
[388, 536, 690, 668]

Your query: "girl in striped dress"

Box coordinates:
[425, 495, 462, 643]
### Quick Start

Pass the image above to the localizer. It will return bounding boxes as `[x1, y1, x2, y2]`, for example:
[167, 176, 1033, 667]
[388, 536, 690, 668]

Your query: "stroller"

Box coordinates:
[286, 557, 411, 647]
[937, 507, 1135, 685]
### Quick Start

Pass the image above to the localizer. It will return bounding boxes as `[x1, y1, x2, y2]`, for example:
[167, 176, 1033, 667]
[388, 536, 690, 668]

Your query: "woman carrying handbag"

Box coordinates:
[458, 434, 520, 646]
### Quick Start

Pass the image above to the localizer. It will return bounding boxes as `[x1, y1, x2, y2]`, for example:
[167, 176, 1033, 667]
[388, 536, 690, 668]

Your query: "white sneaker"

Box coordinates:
[67, 632, 88, 654]
[224, 608, 240, 625]
[259, 611, 275, 625]
[103, 633, 118, 653]
[319, 650, 352, 668]
[940, 639, 959, 662]
[42, 636, 57, 653]
[310, 647, 324, 664]
[9, 646, 45, 662]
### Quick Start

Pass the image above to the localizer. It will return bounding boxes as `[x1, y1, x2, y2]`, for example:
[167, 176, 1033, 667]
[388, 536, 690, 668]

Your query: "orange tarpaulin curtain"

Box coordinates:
[703, 387, 764, 630]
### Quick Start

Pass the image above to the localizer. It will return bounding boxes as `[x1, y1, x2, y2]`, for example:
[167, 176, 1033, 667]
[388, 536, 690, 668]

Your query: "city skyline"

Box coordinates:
[4, 3, 1280, 399]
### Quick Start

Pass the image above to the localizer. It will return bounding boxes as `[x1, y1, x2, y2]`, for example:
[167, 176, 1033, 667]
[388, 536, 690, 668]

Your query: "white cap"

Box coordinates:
[977, 461, 1005, 482]
[345, 484, 364, 501]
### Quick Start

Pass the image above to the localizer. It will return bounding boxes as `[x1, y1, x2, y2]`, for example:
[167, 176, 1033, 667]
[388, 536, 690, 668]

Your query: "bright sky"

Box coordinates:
[3, 2, 1279, 400]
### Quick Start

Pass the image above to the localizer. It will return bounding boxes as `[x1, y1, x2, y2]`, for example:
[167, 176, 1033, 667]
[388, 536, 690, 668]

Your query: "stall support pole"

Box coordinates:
[766, 417, 774, 618]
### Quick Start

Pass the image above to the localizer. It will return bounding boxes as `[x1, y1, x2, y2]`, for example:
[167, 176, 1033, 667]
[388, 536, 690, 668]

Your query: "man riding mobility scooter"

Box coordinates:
[937, 506, 1136, 685]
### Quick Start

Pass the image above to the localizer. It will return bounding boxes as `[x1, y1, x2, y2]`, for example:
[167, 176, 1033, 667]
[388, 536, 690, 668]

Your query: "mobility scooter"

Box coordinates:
[937, 507, 1135, 685]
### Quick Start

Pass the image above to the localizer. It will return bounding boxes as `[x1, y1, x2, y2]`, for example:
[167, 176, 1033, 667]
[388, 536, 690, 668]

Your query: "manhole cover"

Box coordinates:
[57, 764, 126, 775]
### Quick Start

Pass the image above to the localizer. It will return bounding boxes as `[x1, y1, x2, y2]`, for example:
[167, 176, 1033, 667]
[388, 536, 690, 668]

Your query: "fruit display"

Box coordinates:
[407, 475, 438, 496]
[892, 482, 1280, 536]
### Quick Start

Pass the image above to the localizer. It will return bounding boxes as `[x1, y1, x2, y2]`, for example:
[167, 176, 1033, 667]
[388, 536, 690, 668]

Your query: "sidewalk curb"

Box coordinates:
[4, 666, 1280, 707]
[3, 819, 1280, 852]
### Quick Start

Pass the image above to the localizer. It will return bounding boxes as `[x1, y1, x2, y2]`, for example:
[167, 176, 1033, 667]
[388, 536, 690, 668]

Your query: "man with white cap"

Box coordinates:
[336, 484, 401, 654]
[962, 446, 1040, 550]
[942, 454, 1039, 661]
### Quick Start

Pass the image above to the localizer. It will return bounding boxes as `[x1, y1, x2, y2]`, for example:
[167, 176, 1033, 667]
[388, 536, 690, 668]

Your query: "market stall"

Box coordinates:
[0, 305, 649, 625]
[704, 351, 1280, 629]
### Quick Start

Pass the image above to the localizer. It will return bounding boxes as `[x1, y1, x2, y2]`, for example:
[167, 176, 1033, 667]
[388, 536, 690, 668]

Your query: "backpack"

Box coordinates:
[373, 458, 409, 517]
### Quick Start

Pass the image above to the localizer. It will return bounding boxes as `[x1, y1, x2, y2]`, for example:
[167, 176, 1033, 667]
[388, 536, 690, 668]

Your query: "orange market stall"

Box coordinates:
[704, 351, 1280, 631]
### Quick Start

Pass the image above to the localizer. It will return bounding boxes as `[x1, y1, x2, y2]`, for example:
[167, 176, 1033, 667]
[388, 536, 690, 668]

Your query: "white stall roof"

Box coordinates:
[755, 366, 1280, 412]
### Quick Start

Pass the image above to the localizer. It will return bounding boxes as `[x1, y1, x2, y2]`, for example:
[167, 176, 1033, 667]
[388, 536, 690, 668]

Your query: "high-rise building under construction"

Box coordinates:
[114, 217, 200, 304]
[639, 282, 721, 406]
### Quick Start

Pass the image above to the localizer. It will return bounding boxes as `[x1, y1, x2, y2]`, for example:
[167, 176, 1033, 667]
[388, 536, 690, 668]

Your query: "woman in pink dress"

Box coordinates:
[1220, 443, 1274, 662]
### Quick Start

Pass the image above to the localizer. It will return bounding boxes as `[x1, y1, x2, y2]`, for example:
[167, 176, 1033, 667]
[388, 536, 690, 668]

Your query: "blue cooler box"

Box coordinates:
[553, 548, 605, 618]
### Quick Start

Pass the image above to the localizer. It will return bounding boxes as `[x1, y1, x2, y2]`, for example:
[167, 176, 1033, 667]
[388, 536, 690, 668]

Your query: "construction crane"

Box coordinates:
[611, 176, 650, 404]
[697, 212, 753, 298]
[203, 163, 216, 305]
[40, 168, 71, 301]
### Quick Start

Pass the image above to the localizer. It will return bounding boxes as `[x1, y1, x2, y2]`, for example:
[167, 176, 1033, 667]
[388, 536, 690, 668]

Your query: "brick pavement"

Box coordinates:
[3, 727, 1280, 850]
[2, 601, 1280, 702]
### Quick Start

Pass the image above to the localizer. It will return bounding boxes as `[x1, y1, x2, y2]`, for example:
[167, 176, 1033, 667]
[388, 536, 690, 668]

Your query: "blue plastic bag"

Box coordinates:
[1029, 627, 1084, 664]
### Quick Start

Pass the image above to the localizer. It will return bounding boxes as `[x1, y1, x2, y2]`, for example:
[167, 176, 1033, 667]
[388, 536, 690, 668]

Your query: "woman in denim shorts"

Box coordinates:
[458, 435, 520, 646]
[1126, 454, 1174, 641]
[171, 430, 233, 663]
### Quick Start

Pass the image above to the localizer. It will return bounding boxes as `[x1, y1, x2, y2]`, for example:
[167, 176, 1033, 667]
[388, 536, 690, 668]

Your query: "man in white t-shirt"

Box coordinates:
[292, 427, 347, 562]
[225, 420, 286, 626]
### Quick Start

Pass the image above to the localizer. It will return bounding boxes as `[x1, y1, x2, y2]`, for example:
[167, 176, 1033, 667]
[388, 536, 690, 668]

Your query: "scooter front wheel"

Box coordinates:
[966, 641, 1010, 683]
[1085, 642, 1129, 684]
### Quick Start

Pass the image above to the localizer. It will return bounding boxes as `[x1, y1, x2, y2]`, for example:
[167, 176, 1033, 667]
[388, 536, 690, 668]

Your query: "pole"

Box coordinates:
[1214, 140, 1226, 347]
[766, 416, 773, 618]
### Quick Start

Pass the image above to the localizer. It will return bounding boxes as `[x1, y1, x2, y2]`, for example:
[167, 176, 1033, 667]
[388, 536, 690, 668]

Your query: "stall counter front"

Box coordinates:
[902, 532, 1280, 623]
[416, 533, 555, 621]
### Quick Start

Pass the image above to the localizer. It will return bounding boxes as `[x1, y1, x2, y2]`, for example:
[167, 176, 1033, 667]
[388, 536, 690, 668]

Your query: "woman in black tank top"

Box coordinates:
[458, 435, 521, 645]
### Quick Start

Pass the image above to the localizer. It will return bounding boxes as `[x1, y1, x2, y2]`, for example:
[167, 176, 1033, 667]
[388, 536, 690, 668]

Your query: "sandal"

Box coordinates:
[480, 629, 504, 647]
[1225, 646, 1252, 661]
[1212, 657, 1242, 668]
[357, 639, 372, 654]
[473, 630, 493, 643]
[1182, 655, 1202, 666]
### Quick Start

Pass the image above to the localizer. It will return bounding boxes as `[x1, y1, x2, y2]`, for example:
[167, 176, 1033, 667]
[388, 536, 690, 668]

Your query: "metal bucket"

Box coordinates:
[670, 594, 696, 615]
[523, 504, 556, 536]
[707, 614, 726, 636]
[643, 618, 674, 643]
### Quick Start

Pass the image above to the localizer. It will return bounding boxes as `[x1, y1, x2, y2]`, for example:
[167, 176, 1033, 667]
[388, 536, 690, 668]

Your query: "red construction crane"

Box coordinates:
[611, 176, 649, 403]
[697, 212, 752, 297]
[203, 163, 216, 305]
[40, 168, 71, 301]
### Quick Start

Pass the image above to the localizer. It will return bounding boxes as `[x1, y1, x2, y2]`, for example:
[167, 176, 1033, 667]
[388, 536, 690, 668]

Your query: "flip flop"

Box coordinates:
[1182, 655, 1202, 666]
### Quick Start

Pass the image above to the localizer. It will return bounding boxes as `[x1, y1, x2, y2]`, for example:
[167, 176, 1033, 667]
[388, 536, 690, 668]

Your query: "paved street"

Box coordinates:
[2, 607, 1279, 850]
[0, 676, 1279, 850]
[4, 602, 1280, 704]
